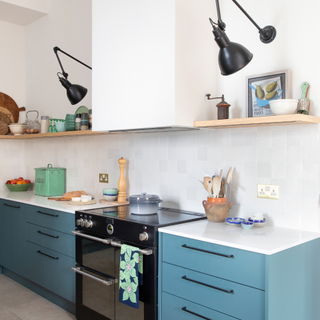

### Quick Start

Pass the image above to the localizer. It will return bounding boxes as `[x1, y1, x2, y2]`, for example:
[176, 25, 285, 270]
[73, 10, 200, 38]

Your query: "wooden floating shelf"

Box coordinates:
[0, 130, 109, 139]
[193, 114, 320, 129]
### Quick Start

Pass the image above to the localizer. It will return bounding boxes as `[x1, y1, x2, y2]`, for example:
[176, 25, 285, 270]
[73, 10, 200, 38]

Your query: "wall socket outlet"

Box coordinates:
[99, 173, 109, 183]
[257, 184, 279, 200]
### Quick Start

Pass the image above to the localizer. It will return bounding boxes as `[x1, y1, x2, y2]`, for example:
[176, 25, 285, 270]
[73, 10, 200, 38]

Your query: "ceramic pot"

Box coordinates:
[202, 199, 233, 222]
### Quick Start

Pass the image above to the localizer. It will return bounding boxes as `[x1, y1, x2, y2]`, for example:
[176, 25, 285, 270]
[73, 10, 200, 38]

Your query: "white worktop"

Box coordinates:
[0, 190, 121, 213]
[159, 220, 320, 255]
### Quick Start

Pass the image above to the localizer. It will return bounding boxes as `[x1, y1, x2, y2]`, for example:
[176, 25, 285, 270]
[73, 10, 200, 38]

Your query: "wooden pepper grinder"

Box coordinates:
[118, 157, 127, 203]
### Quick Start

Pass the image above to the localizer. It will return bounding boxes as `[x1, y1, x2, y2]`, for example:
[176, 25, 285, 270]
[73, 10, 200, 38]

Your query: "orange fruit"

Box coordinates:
[17, 181, 23, 185]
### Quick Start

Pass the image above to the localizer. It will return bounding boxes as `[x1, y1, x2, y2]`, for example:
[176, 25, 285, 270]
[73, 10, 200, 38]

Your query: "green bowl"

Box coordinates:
[5, 183, 32, 192]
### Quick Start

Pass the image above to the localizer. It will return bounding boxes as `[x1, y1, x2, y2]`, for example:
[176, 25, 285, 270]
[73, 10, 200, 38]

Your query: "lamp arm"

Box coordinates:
[215, 0, 226, 31]
[53, 46, 92, 79]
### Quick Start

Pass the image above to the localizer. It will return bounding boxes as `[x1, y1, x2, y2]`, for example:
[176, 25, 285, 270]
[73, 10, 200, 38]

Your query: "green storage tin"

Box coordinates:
[34, 164, 66, 196]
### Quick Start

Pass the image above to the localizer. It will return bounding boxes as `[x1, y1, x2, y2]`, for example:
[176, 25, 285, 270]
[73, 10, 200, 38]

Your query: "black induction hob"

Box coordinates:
[75, 205, 206, 247]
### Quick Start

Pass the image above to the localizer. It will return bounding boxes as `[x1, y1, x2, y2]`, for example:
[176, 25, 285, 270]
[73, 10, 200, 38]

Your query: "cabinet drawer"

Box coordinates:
[162, 233, 265, 289]
[161, 292, 237, 320]
[27, 223, 75, 258]
[25, 205, 74, 234]
[25, 242, 75, 303]
[162, 263, 265, 320]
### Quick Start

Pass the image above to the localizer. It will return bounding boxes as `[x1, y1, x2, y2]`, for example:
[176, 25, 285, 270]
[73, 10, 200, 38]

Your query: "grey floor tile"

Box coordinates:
[0, 308, 22, 320]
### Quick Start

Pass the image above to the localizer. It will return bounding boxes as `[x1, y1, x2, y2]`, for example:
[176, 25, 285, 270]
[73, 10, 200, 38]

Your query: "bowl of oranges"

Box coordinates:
[5, 177, 32, 191]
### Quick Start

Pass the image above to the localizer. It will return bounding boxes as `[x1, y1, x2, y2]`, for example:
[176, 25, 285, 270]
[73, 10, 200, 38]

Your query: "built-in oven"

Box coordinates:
[72, 230, 156, 320]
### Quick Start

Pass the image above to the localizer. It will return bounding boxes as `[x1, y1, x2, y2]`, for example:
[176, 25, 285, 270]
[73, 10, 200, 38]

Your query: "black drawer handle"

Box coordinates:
[3, 203, 20, 209]
[37, 250, 59, 260]
[37, 230, 59, 239]
[182, 307, 212, 320]
[182, 275, 234, 294]
[182, 244, 234, 258]
[37, 210, 59, 217]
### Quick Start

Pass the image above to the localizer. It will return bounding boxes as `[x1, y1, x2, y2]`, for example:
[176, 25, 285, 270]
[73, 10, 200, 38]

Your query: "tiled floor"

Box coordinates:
[0, 275, 75, 320]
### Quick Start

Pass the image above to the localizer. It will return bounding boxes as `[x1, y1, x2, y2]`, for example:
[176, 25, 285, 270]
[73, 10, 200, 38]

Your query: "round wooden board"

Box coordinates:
[68, 200, 96, 205]
[0, 93, 25, 123]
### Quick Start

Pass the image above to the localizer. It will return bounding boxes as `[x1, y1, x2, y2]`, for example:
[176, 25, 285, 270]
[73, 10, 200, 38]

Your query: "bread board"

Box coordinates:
[68, 200, 96, 205]
[99, 199, 129, 206]
[0, 93, 25, 123]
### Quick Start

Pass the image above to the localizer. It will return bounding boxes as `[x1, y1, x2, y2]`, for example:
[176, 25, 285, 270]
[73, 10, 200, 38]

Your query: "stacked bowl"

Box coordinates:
[65, 114, 76, 131]
[103, 188, 119, 201]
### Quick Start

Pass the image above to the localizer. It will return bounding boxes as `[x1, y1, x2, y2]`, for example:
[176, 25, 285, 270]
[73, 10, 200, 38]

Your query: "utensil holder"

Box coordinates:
[203, 199, 232, 222]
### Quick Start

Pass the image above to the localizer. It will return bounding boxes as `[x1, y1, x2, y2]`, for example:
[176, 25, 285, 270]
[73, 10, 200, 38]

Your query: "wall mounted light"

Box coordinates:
[53, 46, 92, 105]
[210, 0, 276, 76]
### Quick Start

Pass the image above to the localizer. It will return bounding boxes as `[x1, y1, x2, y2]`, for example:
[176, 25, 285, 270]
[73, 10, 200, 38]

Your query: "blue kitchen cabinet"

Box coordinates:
[0, 199, 28, 276]
[158, 232, 320, 320]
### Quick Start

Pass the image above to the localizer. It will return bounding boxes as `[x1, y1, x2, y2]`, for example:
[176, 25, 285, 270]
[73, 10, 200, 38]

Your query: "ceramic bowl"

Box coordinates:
[81, 195, 92, 202]
[269, 99, 298, 115]
[103, 194, 118, 201]
[103, 188, 119, 195]
[8, 123, 28, 135]
[55, 121, 66, 132]
[5, 183, 32, 191]
[225, 217, 245, 226]
[72, 197, 81, 202]
[248, 217, 266, 227]
[241, 221, 254, 230]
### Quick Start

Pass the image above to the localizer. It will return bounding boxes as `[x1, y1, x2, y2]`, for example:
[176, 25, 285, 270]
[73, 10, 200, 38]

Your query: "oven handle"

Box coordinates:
[71, 230, 112, 245]
[72, 267, 114, 286]
[110, 240, 153, 256]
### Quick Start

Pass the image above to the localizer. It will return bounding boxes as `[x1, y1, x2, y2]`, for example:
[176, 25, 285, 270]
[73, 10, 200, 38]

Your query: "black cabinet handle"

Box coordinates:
[182, 307, 212, 320]
[3, 203, 20, 209]
[37, 250, 59, 260]
[182, 244, 234, 258]
[182, 275, 234, 294]
[37, 210, 59, 217]
[37, 230, 59, 239]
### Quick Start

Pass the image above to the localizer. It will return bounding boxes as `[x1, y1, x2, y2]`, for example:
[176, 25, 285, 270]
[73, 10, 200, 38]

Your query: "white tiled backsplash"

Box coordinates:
[1, 124, 320, 232]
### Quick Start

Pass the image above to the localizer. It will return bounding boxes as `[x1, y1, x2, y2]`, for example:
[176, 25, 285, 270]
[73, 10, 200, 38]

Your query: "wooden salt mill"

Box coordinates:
[118, 157, 127, 203]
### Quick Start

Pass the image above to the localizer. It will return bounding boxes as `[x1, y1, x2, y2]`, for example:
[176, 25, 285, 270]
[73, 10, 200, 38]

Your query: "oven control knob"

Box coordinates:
[76, 218, 83, 226]
[107, 224, 114, 235]
[85, 220, 93, 228]
[139, 232, 149, 241]
[81, 219, 87, 227]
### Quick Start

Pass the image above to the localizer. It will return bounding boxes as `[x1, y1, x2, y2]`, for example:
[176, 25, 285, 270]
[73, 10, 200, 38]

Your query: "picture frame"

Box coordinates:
[246, 70, 290, 117]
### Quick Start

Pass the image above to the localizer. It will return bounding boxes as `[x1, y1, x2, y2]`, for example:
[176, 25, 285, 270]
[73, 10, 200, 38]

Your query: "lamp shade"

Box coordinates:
[212, 27, 253, 76]
[59, 77, 88, 105]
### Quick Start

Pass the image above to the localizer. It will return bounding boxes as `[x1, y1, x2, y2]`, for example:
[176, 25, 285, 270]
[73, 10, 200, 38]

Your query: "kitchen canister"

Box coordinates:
[81, 113, 89, 130]
[34, 163, 66, 196]
[75, 114, 81, 131]
[89, 109, 92, 129]
[40, 116, 49, 133]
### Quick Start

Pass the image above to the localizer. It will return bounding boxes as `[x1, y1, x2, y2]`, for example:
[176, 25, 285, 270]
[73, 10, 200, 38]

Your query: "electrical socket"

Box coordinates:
[257, 184, 279, 200]
[99, 173, 109, 183]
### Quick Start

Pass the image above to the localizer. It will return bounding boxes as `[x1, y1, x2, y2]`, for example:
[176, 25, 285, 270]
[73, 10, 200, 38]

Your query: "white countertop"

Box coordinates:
[159, 220, 320, 255]
[0, 190, 122, 214]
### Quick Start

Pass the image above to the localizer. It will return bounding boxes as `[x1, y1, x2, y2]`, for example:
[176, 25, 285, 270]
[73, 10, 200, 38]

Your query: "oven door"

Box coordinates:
[72, 230, 157, 320]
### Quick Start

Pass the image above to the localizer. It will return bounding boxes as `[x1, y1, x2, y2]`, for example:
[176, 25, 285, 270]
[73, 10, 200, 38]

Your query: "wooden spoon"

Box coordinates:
[203, 176, 213, 197]
[224, 167, 233, 197]
[212, 175, 221, 198]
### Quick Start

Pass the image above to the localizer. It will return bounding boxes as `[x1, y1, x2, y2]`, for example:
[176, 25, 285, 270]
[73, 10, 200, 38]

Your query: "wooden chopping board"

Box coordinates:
[0, 93, 25, 123]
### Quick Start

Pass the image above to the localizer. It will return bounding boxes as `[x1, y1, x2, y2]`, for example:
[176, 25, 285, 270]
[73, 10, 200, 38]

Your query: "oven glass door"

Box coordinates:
[75, 234, 153, 320]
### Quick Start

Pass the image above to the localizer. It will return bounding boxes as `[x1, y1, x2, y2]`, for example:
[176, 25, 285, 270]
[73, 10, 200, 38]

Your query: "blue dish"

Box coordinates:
[241, 221, 254, 229]
[225, 217, 245, 226]
[248, 217, 266, 228]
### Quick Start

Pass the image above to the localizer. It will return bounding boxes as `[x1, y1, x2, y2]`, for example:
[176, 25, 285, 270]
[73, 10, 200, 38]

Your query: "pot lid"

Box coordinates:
[34, 163, 66, 171]
[128, 192, 163, 204]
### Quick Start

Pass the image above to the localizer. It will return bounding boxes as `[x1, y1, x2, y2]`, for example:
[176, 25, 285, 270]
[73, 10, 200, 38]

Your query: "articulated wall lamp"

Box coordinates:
[210, 0, 276, 76]
[53, 46, 92, 105]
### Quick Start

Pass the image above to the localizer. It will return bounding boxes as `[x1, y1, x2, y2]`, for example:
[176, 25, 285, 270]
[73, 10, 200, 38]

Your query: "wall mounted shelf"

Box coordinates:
[193, 114, 320, 129]
[0, 130, 109, 140]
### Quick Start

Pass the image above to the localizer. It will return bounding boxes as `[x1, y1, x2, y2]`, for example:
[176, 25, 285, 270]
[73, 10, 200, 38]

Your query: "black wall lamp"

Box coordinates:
[53, 46, 92, 105]
[210, 0, 276, 76]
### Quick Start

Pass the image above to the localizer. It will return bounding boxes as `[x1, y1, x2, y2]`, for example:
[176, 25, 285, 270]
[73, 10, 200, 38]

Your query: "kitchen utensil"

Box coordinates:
[297, 82, 310, 115]
[8, 123, 28, 135]
[212, 175, 221, 198]
[34, 164, 66, 196]
[0, 107, 14, 123]
[5, 183, 32, 192]
[225, 217, 245, 226]
[0, 92, 25, 123]
[224, 166, 233, 197]
[203, 176, 213, 197]
[203, 200, 233, 222]
[75, 105, 89, 115]
[269, 99, 298, 115]
[127, 192, 163, 215]
[25, 110, 41, 130]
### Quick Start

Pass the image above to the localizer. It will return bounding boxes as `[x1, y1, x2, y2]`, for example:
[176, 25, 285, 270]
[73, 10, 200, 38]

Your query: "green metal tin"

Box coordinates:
[34, 164, 66, 196]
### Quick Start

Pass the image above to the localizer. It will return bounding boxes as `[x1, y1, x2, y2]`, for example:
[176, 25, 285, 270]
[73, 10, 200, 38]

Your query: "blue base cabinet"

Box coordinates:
[158, 233, 320, 320]
[0, 199, 76, 312]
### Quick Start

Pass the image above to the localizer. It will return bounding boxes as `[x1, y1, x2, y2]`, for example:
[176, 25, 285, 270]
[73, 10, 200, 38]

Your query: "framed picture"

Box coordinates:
[246, 70, 290, 117]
